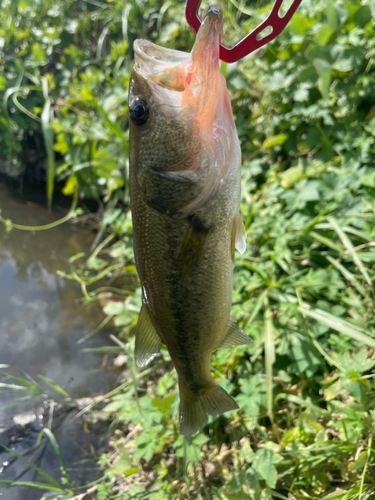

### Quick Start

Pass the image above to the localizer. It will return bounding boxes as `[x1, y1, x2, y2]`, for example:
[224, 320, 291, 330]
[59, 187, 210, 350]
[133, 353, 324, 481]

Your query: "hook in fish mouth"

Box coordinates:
[196, 7, 223, 47]
[187, 7, 223, 71]
[133, 7, 223, 92]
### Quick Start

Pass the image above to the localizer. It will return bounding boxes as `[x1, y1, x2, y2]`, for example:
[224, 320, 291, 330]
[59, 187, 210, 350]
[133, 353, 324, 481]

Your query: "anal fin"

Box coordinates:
[218, 318, 254, 349]
[135, 304, 163, 367]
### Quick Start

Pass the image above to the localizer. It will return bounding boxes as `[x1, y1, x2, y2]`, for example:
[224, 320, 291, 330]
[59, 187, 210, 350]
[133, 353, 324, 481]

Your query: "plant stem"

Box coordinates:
[0, 188, 79, 231]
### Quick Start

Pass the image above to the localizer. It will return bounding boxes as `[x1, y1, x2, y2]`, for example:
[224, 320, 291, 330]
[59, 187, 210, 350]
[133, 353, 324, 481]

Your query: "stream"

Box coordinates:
[0, 179, 119, 499]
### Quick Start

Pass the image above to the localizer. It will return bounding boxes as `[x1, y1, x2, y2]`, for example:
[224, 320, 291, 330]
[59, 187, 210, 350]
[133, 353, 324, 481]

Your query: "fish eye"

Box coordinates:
[129, 97, 150, 126]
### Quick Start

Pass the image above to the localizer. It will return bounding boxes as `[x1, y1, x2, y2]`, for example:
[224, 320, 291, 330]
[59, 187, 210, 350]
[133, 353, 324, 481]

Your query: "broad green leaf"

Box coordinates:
[32, 43, 46, 63]
[110, 449, 132, 475]
[252, 449, 278, 488]
[62, 174, 77, 196]
[316, 25, 335, 46]
[263, 134, 288, 148]
[331, 46, 366, 72]
[151, 393, 174, 415]
[314, 58, 331, 98]
[353, 5, 372, 27]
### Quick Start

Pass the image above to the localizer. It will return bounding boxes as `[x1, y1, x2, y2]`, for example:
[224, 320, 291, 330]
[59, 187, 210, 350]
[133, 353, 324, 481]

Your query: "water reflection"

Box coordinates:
[0, 180, 117, 499]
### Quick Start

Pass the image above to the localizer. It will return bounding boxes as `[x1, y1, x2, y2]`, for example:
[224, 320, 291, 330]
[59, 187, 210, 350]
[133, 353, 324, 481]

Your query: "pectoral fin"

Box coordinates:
[218, 319, 253, 349]
[231, 213, 247, 264]
[235, 214, 247, 254]
[135, 304, 163, 367]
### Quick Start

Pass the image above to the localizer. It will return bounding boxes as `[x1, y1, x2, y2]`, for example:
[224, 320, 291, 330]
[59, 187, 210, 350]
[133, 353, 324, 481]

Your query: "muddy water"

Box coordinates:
[0, 180, 119, 499]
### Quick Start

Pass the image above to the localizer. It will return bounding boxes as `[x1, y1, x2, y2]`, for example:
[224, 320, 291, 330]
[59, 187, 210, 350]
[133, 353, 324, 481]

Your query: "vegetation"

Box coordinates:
[1, 0, 375, 498]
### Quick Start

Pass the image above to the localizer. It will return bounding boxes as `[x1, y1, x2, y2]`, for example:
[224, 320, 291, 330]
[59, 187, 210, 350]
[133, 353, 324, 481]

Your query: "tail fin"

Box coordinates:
[179, 380, 238, 436]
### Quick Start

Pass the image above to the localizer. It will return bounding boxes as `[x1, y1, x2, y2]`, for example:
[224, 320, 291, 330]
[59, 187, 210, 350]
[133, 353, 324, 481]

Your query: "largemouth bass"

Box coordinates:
[129, 7, 252, 436]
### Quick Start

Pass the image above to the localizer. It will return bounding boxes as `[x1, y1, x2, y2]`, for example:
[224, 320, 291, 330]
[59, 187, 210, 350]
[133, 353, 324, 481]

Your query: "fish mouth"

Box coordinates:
[134, 40, 189, 68]
[133, 8, 223, 92]
[134, 41, 189, 92]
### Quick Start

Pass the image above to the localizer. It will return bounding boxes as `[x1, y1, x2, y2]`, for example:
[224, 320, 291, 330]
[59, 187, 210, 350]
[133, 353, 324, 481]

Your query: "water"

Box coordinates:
[0, 180, 119, 499]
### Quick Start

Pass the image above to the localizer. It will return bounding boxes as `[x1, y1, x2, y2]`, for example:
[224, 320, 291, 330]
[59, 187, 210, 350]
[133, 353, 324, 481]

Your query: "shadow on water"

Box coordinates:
[0, 179, 118, 499]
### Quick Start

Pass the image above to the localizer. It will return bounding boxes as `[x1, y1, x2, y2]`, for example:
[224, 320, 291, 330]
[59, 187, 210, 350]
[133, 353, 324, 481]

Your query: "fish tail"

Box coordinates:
[179, 386, 208, 436]
[179, 378, 238, 436]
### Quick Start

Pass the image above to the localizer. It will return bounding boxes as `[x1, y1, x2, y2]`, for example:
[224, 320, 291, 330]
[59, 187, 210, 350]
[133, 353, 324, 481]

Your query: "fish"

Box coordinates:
[128, 7, 252, 436]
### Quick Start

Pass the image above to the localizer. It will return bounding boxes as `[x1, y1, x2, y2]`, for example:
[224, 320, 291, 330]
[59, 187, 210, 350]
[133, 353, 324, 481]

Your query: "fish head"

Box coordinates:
[129, 41, 192, 173]
[129, 8, 240, 215]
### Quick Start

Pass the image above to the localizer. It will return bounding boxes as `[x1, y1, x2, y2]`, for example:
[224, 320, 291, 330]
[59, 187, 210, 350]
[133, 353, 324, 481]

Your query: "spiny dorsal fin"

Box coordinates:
[218, 318, 254, 349]
[135, 304, 163, 368]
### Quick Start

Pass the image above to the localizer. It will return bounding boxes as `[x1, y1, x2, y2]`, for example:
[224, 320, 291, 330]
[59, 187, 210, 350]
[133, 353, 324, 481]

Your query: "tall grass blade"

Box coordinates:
[81, 346, 123, 354]
[315, 223, 372, 242]
[156, 0, 173, 33]
[92, 99, 128, 146]
[359, 434, 372, 500]
[0, 481, 63, 491]
[97, 22, 110, 59]
[0, 382, 26, 391]
[264, 303, 275, 417]
[299, 305, 375, 348]
[264, 298, 279, 440]
[244, 289, 268, 330]
[0, 370, 42, 390]
[122, 4, 132, 43]
[326, 255, 366, 297]
[11, 92, 41, 122]
[76, 314, 114, 345]
[327, 217, 374, 294]
[0, 445, 62, 490]
[37, 375, 70, 399]
[310, 231, 344, 253]
[36, 429, 72, 488]
[0, 394, 44, 410]
[41, 77, 55, 210]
